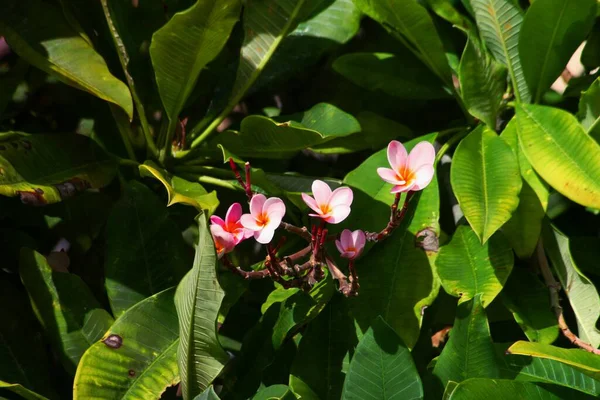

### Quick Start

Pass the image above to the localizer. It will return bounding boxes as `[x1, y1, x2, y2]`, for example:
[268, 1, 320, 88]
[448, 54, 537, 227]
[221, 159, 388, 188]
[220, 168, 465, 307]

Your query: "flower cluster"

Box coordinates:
[210, 140, 435, 296]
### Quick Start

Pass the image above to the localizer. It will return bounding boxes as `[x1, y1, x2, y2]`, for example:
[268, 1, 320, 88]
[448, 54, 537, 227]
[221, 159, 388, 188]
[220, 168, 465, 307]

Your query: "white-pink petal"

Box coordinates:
[390, 182, 416, 194]
[411, 164, 435, 191]
[225, 203, 242, 225]
[264, 197, 286, 220]
[352, 230, 366, 251]
[249, 194, 266, 217]
[312, 180, 332, 207]
[329, 187, 354, 208]
[408, 141, 436, 171]
[210, 215, 226, 228]
[377, 168, 405, 185]
[325, 205, 351, 224]
[255, 226, 276, 244]
[302, 193, 322, 214]
[387, 140, 408, 172]
[240, 214, 262, 231]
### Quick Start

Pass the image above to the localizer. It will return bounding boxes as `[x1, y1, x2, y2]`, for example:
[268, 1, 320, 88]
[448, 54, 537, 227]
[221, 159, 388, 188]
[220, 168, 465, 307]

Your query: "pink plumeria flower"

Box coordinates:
[210, 203, 252, 245]
[335, 229, 366, 260]
[377, 141, 435, 193]
[210, 224, 236, 259]
[301, 180, 353, 224]
[240, 194, 286, 244]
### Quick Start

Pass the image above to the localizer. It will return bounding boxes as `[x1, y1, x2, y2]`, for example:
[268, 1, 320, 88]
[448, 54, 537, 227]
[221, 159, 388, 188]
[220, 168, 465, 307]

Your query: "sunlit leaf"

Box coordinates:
[447, 378, 591, 399]
[73, 288, 179, 399]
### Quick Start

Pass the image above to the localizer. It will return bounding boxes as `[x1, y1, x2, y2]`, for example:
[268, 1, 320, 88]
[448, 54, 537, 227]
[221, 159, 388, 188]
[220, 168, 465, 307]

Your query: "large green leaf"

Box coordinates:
[0, 0, 133, 117]
[508, 341, 600, 380]
[0, 280, 56, 399]
[436, 225, 513, 307]
[341, 316, 423, 400]
[501, 268, 558, 344]
[252, 385, 296, 400]
[451, 125, 521, 243]
[447, 378, 592, 399]
[470, 0, 529, 102]
[332, 52, 449, 99]
[105, 181, 190, 317]
[433, 296, 500, 388]
[194, 386, 221, 400]
[0, 382, 48, 400]
[150, 0, 241, 135]
[458, 38, 507, 128]
[175, 215, 229, 398]
[139, 161, 219, 214]
[0, 132, 117, 205]
[224, 0, 308, 119]
[345, 134, 440, 349]
[352, 0, 452, 86]
[519, 0, 597, 103]
[289, 296, 358, 400]
[542, 223, 600, 348]
[501, 117, 549, 210]
[578, 76, 600, 142]
[515, 104, 600, 209]
[499, 348, 600, 396]
[73, 288, 180, 399]
[19, 248, 114, 375]
[209, 103, 360, 158]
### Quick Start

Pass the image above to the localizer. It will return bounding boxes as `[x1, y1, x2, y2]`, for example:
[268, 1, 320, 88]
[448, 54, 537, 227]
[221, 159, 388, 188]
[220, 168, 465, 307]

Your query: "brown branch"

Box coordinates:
[536, 239, 600, 355]
[221, 256, 270, 280]
[325, 257, 355, 297]
[366, 191, 415, 242]
[348, 260, 359, 295]
[280, 222, 311, 241]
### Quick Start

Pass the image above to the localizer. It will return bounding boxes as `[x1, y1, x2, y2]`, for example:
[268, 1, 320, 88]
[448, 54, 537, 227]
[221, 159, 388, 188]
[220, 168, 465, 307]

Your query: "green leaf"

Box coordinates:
[19, 248, 114, 375]
[542, 223, 600, 348]
[351, 0, 452, 86]
[73, 288, 180, 399]
[194, 386, 221, 400]
[581, 20, 600, 70]
[311, 111, 411, 155]
[105, 181, 190, 317]
[290, 296, 358, 400]
[0, 382, 49, 400]
[515, 103, 600, 209]
[501, 117, 549, 210]
[451, 125, 522, 243]
[435, 225, 513, 307]
[502, 182, 545, 259]
[578, 76, 600, 142]
[252, 385, 296, 400]
[345, 134, 440, 348]
[508, 341, 600, 380]
[341, 316, 423, 400]
[519, 0, 597, 103]
[0, 132, 117, 205]
[209, 103, 360, 158]
[256, 0, 361, 91]
[458, 38, 507, 128]
[332, 52, 449, 99]
[0, 0, 133, 117]
[225, 0, 308, 115]
[499, 348, 600, 396]
[150, 0, 241, 134]
[501, 268, 559, 344]
[175, 214, 229, 398]
[140, 161, 219, 214]
[433, 296, 500, 388]
[0, 280, 56, 399]
[447, 378, 591, 399]
[470, 0, 529, 102]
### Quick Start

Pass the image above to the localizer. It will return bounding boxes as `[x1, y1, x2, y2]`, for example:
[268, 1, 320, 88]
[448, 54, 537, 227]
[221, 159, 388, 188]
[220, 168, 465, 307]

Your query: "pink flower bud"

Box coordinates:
[210, 203, 252, 245]
[301, 180, 353, 224]
[377, 141, 435, 193]
[240, 194, 286, 244]
[210, 224, 236, 259]
[335, 229, 366, 260]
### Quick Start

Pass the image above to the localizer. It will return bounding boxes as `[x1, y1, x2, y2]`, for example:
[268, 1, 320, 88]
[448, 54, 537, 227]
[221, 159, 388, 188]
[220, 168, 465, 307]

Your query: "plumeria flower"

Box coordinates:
[377, 141, 435, 193]
[210, 225, 236, 259]
[240, 194, 286, 244]
[335, 229, 366, 260]
[210, 203, 252, 245]
[301, 180, 353, 224]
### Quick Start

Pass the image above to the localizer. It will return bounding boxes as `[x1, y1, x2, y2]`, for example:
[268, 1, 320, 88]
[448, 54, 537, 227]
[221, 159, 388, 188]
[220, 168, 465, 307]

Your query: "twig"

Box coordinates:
[221, 256, 270, 280]
[366, 191, 415, 242]
[280, 222, 311, 241]
[325, 257, 354, 296]
[536, 239, 600, 355]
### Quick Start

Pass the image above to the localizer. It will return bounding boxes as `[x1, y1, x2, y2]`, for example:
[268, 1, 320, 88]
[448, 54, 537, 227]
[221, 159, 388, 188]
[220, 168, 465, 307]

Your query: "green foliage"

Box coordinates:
[3, 0, 600, 398]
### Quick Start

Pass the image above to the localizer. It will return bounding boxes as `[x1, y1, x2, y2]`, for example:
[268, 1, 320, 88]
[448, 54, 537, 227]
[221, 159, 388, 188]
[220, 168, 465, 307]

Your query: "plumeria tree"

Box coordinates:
[1, 0, 600, 399]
